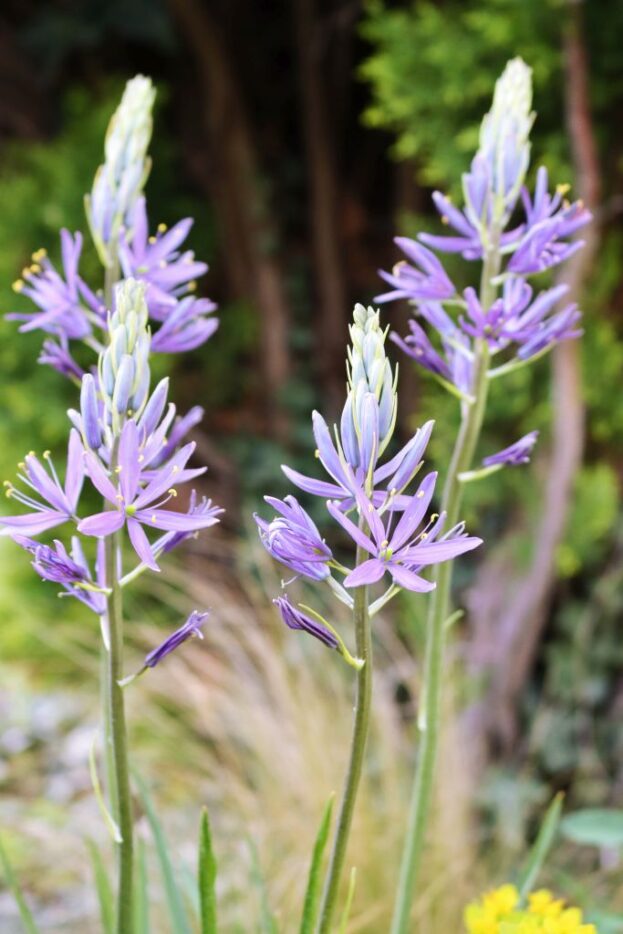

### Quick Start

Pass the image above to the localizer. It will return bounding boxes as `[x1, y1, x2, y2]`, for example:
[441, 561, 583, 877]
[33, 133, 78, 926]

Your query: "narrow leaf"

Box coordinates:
[89, 734, 122, 843]
[86, 839, 114, 934]
[0, 834, 39, 934]
[134, 837, 150, 934]
[134, 772, 193, 934]
[299, 796, 334, 934]
[517, 792, 564, 901]
[199, 808, 218, 933]
[338, 867, 357, 934]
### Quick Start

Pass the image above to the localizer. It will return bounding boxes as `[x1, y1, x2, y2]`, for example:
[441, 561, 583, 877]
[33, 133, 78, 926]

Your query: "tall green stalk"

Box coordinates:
[317, 545, 373, 934]
[391, 239, 501, 934]
[105, 529, 134, 933]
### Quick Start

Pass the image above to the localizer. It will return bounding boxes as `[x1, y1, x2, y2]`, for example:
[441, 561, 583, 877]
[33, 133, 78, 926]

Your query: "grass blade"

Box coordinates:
[0, 834, 39, 934]
[199, 808, 218, 933]
[299, 795, 334, 934]
[134, 836, 150, 934]
[338, 867, 357, 934]
[86, 839, 114, 934]
[248, 838, 279, 934]
[134, 772, 193, 934]
[517, 792, 564, 901]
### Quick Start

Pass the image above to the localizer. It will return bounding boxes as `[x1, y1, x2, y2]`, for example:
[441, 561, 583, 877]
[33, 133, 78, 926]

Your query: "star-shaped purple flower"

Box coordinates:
[1, 429, 84, 536]
[78, 420, 219, 570]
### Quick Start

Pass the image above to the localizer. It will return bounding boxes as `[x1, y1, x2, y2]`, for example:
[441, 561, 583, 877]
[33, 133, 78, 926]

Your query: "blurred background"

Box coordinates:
[0, 0, 622, 930]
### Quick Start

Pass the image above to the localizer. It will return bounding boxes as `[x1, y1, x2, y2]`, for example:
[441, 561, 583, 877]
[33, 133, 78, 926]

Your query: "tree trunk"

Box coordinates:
[168, 0, 291, 438]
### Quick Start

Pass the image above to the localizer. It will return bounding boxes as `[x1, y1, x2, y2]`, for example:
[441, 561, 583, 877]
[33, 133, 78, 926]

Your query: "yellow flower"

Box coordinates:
[464, 885, 597, 934]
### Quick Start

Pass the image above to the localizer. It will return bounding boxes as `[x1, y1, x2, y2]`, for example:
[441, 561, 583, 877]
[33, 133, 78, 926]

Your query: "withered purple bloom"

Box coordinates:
[119, 197, 209, 318]
[144, 610, 209, 668]
[78, 420, 218, 570]
[482, 431, 538, 467]
[328, 475, 481, 592]
[1, 430, 84, 536]
[8, 231, 103, 339]
[13, 535, 107, 614]
[255, 495, 332, 581]
[273, 596, 339, 649]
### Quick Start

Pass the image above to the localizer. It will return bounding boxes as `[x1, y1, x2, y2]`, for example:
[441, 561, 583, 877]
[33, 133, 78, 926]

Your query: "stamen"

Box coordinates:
[12, 279, 24, 292]
[157, 222, 167, 233]
[148, 236, 157, 244]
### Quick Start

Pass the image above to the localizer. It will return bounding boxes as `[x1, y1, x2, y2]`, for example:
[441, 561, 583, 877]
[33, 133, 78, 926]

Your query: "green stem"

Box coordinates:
[317, 544, 373, 934]
[390, 239, 501, 934]
[105, 529, 134, 933]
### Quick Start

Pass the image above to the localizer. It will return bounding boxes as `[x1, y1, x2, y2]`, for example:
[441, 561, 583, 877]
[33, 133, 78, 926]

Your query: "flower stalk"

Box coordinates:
[317, 544, 372, 934]
[390, 242, 499, 934]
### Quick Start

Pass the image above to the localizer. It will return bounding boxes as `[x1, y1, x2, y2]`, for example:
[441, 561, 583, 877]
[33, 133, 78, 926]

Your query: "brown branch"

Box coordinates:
[466, 2, 602, 751]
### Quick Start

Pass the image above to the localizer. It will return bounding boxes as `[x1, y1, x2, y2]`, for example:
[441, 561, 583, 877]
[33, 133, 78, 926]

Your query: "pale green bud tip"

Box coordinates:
[492, 58, 532, 119]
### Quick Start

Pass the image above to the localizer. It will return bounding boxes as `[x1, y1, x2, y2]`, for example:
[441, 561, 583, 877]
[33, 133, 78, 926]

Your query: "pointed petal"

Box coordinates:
[326, 500, 376, 553]
[0, 511, 68, 536]
[312, 411, 351, 489]
[134, 508, 220, 532]
[85, 452, 118, 503]
[65, 428, 85, 509]
[389, 563, 435, 592]
[78, 509, 125, 537]
[344, 558, 386, 588]
[281, 464, 343, 499]
[390, 472, 437, 551]
[403, 536, 482, 565]
[127, 517, 160, 571]
[118, 420, 140, 503]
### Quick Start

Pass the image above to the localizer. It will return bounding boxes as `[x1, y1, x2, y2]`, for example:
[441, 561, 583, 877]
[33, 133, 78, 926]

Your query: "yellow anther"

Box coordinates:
[27, 451, 35, 458]
[392, 261, 407, 275]
[157, 222, 167, 233]
[29, 263, 41, 274]
[416, 490, 424, 498]
[556, 182, 571, 196]
[167, 488, 178, 497]
[17, 462, 25, 470]
[420, 532, 428, 540]
[389, 488, 397, 497]
[115, 493, 124, 501]
[114, 465, 122, 473]
[187, 280, 197, 292]
[148, 236, 157, 244]
[3, 480, 11, 487]
[172, 465, 180, 473]
[22, 267, 32, 278]
[441, 214, 449, 225]
[5, 489, 13, 498]
[137, 454, 145, 463]
[151, 514, 157, 522]
[314, 449, 320, 458]
[12, 279, 24, 292]
[32, 248, 47, 261]
[43, 450, 51, 459]
[381, 539, 389, 548]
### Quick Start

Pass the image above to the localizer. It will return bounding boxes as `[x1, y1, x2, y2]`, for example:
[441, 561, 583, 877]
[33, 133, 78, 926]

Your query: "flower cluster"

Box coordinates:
[464, 884, 596, 934]
[8, 77, 218, 381]
[377, 59, 591, 433]
[256, 303, 481, 660]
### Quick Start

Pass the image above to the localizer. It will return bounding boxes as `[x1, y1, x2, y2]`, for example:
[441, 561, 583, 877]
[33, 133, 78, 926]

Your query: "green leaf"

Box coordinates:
[248, 839, 279, 934]
[0, 834, 39, 934]
[86, 839, 114, 934]
[560, 809, 623, 848]
[199, 808, 218, 933]
[299, 795, 334, 934]
[517, 792, 564, 901]
[134, 837, 150, 934]
[134, 773, 193, 934]
[338, 867, 357, 934]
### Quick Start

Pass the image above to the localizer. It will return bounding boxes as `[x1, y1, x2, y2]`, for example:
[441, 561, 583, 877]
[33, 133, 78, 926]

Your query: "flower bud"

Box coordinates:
[86, 75, 156, 266]
[99, 278, 151, 431]
[80, 373, 104, 450]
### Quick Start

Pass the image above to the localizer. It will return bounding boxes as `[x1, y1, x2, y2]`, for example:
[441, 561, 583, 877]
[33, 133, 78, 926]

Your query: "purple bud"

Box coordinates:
[144, 610, 209, 668]
[112, 353, 135, 414]
[482, 431, 539, 467]
[273, 596, 339, 649]
[80, 373, 103, 450]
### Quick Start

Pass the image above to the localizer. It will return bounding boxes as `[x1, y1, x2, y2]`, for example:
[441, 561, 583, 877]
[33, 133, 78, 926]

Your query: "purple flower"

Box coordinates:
[39, 338, 85, 381]
[155, 490, 223, 555]
[376, 237, 456, 304]
[273, 596, 339, 649]
[78, 420, 217, 570]
[13, 535, 107, 614]
[8, 232, 103, 339]
[327, 475, 482, 592]
[144, 610, 209, 668]
[119, 197, 209, 318]
[151, 296, 219, 353]
[390, 312, 474, 396]
[255, 495, 332, 581]
[482, 431, 539, 468]
[281, 412, 434, 510]
[1, 430, 84, 536]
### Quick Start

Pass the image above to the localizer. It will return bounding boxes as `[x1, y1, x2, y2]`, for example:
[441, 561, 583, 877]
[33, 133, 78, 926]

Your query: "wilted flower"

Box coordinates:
[13, 535, 107, 614]
[1, 430, 84, 536]
[273, 596, 339, 649]
[144, 610, 209, 668]
[482, 431, 538, 467]
[255, 495, 333, 581]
